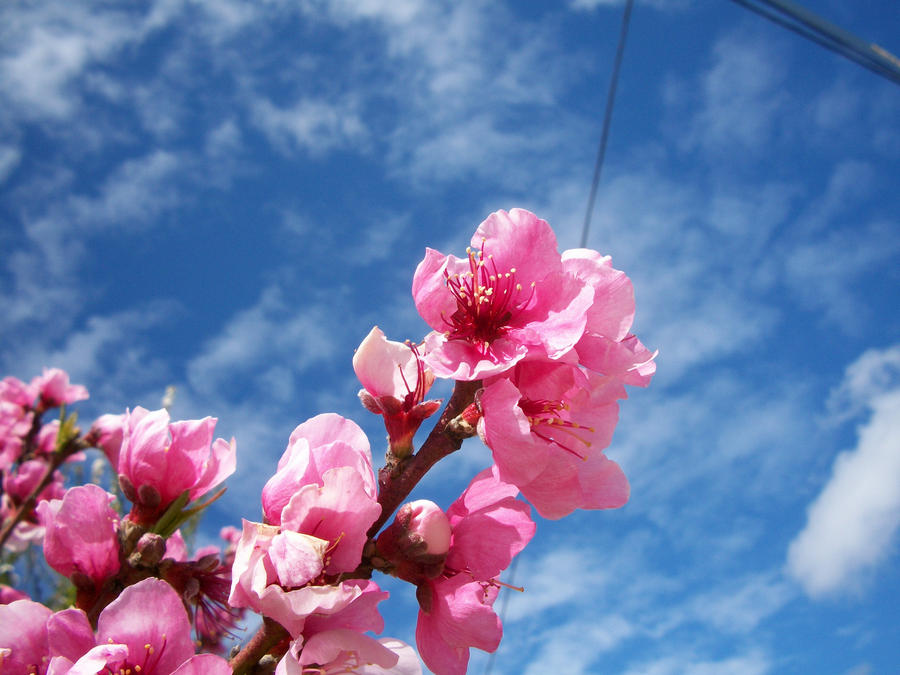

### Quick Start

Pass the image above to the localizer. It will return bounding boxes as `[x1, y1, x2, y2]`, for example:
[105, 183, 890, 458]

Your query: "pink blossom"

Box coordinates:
[42, 578, 229, 674]
[478, 360, 630, 519]
[261, 415, 381, 574]
[412, 209, 594, 380]
[413, 467, 534, 675]
[117, 407, 236, 526]
[0, 598, 52, 674]
[0, 377, 35, 470]
[561, 249, 656, 386]
[262, 413, 376, 525]
[0, 584, 28, 604]
[1, 459, 66, 551]
[275, 581, 419, 675]
[30, 369, 88, 411]
[353, 327, 441, 456]
[228, 518, 365, 638]
[36, 484, 121, 592]
[86, 413, 125, 467]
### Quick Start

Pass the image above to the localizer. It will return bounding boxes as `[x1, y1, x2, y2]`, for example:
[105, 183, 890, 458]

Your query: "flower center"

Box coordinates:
[442, 243, 534, 350]
[518, 398, 594, 459]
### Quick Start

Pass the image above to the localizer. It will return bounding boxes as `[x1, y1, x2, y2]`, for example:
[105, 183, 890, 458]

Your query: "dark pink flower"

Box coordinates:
[36, 484, 120, 592]
[353, 327, 441, 456]
[117, 407, 236, 526]
[478, 360, 630, 519]
[412, 209, 594, 380]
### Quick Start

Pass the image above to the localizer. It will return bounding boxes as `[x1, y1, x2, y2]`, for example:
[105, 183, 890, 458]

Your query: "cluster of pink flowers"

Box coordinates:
[0, 209, 653, 674]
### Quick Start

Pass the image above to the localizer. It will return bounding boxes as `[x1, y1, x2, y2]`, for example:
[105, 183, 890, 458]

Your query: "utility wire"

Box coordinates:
[729, 0, 900, 86]
[580, 0, 635, 249]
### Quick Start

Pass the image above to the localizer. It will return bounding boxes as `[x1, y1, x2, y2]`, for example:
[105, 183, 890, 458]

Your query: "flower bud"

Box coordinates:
[376, 499, 451, 584]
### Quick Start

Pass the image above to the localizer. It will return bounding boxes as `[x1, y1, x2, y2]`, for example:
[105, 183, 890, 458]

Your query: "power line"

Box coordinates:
[580, 0, 635, 249]
[729, 0, 900, 86]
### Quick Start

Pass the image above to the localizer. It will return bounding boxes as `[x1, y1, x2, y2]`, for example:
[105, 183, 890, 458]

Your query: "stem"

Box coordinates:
[367, 379, 481, 538]
[229, 617, 289, 675]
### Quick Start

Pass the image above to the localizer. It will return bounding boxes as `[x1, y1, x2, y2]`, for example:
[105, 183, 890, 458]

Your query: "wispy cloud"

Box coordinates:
[251, 97, 366, 156]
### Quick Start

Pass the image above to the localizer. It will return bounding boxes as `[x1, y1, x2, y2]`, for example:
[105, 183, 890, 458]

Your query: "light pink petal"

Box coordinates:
[477, 378, 548, 486]
[411, 248, 458, 332]
[303, 579, 387, 636]
[446, 466, 518, 521]
[416, 577, 501, 675]
[423, 332, 528, 380]
[446, 500, 535, 581]
[190, 435, 237, 499]
[286, 413, 372, 467]
[256, 582, 364, 639]
[280, 467, 381, 574]
[66, 643, 129, 675]
[575, 333, 657, 385]
[473, 209, 561, 283]
[47, 608, 95, 663]
[562, 248, 636, 340]
[577, 453, 630, 511]
[510, 270, 593, 359]
[353, 326, 420, 400]
[299, 628, 399, 671]
[269, 530, 328, 588]
[518, 459, 581, 520]
[170, 653, 233, 674]
[358, 639, 423, 675]
[96, 578, 195, 674]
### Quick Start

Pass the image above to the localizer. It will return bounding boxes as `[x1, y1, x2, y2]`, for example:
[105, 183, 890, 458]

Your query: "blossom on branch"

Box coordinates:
[354, 327, 441, 457]
[116, 407, 236, 527]
[36, 484, 120, 594]
[478, 360, 630, 519]
[412, 209, 594, 380]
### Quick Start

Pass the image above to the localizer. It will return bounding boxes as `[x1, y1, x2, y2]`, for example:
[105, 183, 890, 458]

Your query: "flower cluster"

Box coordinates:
[0, 209, 653, 675]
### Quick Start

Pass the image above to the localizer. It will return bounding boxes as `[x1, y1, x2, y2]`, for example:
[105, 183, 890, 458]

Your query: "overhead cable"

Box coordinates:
[729, 0, 900, 86]
[580, 0, 635, 249]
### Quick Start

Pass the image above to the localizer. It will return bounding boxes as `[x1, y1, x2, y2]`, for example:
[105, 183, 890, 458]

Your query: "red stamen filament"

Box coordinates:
[441, 242, 535, 351]
[520, 398, 594, 460]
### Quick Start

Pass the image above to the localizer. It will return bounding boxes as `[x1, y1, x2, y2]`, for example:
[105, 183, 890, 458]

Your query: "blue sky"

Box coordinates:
[2, 0, 899, 673]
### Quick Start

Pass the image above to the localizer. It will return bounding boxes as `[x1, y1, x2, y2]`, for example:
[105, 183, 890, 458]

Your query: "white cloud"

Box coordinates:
[787, 345, 900, 597]
[186, 282, 340, 401]
[826, 344, 900, 422]
[251, 97, 366, 156]
[618, 650, 771, 675]
[69, 150, 184, 228]
[520, 616, 636, 675]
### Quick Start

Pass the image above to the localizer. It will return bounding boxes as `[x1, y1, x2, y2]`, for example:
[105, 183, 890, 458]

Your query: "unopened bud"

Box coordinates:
[129, 532, 166, 568]
[400, 500, 451, 556]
